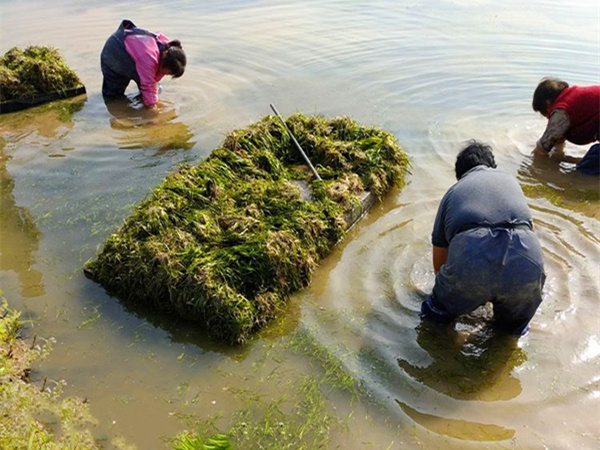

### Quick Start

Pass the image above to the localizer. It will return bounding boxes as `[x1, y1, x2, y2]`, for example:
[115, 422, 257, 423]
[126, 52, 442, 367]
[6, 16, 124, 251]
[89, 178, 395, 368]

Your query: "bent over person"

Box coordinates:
[421, 141, 546, 335]
[101, 19, 186, 107]
[532, 78, 599, 175]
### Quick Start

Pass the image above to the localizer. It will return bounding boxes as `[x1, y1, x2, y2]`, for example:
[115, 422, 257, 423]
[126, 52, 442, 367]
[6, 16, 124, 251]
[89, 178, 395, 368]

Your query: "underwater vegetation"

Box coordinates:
[0, 46, 84, 109]
[85, 113, 410, 344]
[170, 327, 368, 450]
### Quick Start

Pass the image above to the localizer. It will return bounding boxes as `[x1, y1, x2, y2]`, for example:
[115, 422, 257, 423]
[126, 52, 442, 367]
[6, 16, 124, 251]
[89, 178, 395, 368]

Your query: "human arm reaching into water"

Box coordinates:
[530, 78, 600, 169]
[532, 109, 580, 161]
[122, 28, 186, 108]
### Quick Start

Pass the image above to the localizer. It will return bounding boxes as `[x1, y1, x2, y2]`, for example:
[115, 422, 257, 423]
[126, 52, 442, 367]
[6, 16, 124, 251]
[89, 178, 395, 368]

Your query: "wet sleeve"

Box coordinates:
[537, 109, 570, 152]
[431, 193, 449, 248]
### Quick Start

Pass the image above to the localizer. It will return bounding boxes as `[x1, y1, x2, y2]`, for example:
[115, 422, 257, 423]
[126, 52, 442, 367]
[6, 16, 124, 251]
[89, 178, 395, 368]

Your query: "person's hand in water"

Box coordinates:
[532, 144, 549, 157]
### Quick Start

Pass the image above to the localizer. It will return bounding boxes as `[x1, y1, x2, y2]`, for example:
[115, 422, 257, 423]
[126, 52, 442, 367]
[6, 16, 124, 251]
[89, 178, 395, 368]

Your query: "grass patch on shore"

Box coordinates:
[0, 46, 83, 102]
[0, 298, 99, 449]
[85, 113, 410, 344]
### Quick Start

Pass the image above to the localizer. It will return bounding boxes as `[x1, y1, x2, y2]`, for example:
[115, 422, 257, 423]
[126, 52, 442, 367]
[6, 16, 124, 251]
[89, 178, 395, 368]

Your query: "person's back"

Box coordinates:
[422, 142, 545, 336]
[549, 85, 600, 145]
[432, 166, 533, 249]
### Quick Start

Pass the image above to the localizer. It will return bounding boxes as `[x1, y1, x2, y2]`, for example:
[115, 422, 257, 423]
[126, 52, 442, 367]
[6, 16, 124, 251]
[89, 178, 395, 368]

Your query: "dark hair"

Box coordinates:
[161, 40, 186, 78]
[455, 140, 496, 180]
[532, 77, 569, 115]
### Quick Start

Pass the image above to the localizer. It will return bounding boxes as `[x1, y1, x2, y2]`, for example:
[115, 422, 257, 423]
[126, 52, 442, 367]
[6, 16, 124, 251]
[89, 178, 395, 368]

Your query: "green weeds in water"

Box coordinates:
[172, 375, 341, 450]
[86, 114, 409, 344]
[0, 46, 83, 102]
[77, 306, 101, 329]
[173, 433, 233, 450]
[522, 182, 599, 214]
[170, 325, 393, 450]
[288, 328, 362, 399]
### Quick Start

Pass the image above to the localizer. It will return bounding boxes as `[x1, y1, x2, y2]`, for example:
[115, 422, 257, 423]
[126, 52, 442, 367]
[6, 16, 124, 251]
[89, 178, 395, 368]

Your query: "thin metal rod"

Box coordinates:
[270, 103, 322, 181]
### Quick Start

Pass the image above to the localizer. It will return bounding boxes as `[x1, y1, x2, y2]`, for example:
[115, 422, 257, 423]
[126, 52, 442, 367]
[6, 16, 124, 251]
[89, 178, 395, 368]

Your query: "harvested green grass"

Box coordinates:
[0, 46, 82, 102]
[86, 114, 410, 344]
[0, 298, 100, 449]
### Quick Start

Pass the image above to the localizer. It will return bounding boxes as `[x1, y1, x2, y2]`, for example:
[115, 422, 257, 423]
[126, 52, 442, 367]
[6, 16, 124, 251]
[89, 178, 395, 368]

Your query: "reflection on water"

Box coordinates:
[104, 95, 195, 153]
[398, 316, 525, 402]
[518, 154, 600, 219]
[396, 400, 515, 442]
[0, 141, 45, 297]
[0, 95, 85, 141]
[0, 97, 87, 298]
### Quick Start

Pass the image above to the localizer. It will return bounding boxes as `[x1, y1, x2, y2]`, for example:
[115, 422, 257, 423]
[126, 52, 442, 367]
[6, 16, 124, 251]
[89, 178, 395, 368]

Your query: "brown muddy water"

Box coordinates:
[1, 0, 599, 448]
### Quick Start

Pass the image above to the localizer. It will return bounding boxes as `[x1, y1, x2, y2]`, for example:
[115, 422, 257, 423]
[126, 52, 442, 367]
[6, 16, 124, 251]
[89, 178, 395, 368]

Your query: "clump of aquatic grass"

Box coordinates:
[86, 114, 410, 344]
[172, 377, 340, 450]
[0, 46, 82, 102]
[0, 298, 100, 449]
[173, 433, 233, 450]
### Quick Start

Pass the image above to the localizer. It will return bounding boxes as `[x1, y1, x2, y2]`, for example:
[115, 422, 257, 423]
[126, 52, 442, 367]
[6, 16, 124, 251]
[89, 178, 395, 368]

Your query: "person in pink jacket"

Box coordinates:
[101, 20, 186, 107]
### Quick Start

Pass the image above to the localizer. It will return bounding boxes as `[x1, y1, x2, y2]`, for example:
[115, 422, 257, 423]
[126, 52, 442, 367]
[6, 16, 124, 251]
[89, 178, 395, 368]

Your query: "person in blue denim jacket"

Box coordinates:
[421, 141, 546, 335]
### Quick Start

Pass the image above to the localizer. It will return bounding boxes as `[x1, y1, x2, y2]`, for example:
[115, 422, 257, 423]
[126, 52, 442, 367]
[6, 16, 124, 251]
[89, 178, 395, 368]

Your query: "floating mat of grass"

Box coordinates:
[0, 46, 85, 114]
[85, 114, 410, 344]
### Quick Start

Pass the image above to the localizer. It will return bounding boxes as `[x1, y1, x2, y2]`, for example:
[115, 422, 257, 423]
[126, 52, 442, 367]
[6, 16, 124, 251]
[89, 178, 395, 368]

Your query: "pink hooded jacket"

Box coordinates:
[124, 32, 170, 107]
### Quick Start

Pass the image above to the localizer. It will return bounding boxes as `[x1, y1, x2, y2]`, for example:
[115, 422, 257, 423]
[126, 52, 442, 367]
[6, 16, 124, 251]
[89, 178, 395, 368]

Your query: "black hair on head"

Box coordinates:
[162, 40, 186, 78]
[455, 140, 496, 180]
[532, 77, 569, 115]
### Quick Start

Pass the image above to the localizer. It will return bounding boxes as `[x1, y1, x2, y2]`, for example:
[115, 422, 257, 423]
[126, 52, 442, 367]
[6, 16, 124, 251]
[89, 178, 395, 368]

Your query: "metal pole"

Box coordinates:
[270, 103, 322, 181]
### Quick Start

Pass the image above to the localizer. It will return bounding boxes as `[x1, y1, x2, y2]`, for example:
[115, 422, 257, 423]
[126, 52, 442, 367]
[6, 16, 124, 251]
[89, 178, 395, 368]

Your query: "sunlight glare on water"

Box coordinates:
[1, 0, 599, 448]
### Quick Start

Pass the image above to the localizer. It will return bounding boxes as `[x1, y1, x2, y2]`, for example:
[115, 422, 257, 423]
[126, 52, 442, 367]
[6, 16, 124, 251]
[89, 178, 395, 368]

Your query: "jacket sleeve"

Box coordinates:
[537, 109, 570, 152]
[124, 34, 160, 107]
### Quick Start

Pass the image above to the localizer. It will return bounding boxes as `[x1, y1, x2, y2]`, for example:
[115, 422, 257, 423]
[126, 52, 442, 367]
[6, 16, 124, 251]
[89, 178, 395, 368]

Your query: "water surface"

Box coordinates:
[1, 0, 599, 448]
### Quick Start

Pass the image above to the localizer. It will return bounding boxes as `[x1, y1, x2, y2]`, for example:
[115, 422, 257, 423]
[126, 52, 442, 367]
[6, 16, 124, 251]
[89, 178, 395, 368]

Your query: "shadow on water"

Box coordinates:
[0, 140, 45, 297]
[104, 95, 196, 153]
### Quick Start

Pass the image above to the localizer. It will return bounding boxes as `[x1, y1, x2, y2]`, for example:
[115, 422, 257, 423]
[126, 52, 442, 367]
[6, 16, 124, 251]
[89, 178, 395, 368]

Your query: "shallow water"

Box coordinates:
[1, 0, 599, 448]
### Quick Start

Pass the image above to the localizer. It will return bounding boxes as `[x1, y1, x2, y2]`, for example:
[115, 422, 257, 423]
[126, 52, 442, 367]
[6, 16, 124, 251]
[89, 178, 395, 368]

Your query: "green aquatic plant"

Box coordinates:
[287, 327, 363, 398]
[85, 113, 410, 344]
[173, 433, 233, 450]
[168, 325, 395, 450]
[0, 46, 82, 102]
[171, 376, 341, 450]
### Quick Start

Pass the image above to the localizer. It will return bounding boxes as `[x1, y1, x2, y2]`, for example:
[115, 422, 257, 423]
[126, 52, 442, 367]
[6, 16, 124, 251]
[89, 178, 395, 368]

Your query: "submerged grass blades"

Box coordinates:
[85, 113, 410, 344]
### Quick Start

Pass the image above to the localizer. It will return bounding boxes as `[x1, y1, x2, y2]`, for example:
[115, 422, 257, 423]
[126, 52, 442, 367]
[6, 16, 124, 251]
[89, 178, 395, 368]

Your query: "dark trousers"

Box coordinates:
[577, 143, 599, 175]
[422, 227, 546, 335]
[100, 20, 140, 97]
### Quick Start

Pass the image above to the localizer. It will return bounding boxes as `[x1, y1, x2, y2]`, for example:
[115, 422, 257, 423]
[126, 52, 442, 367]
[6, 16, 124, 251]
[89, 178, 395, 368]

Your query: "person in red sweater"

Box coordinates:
[532, 78, 599, 175]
